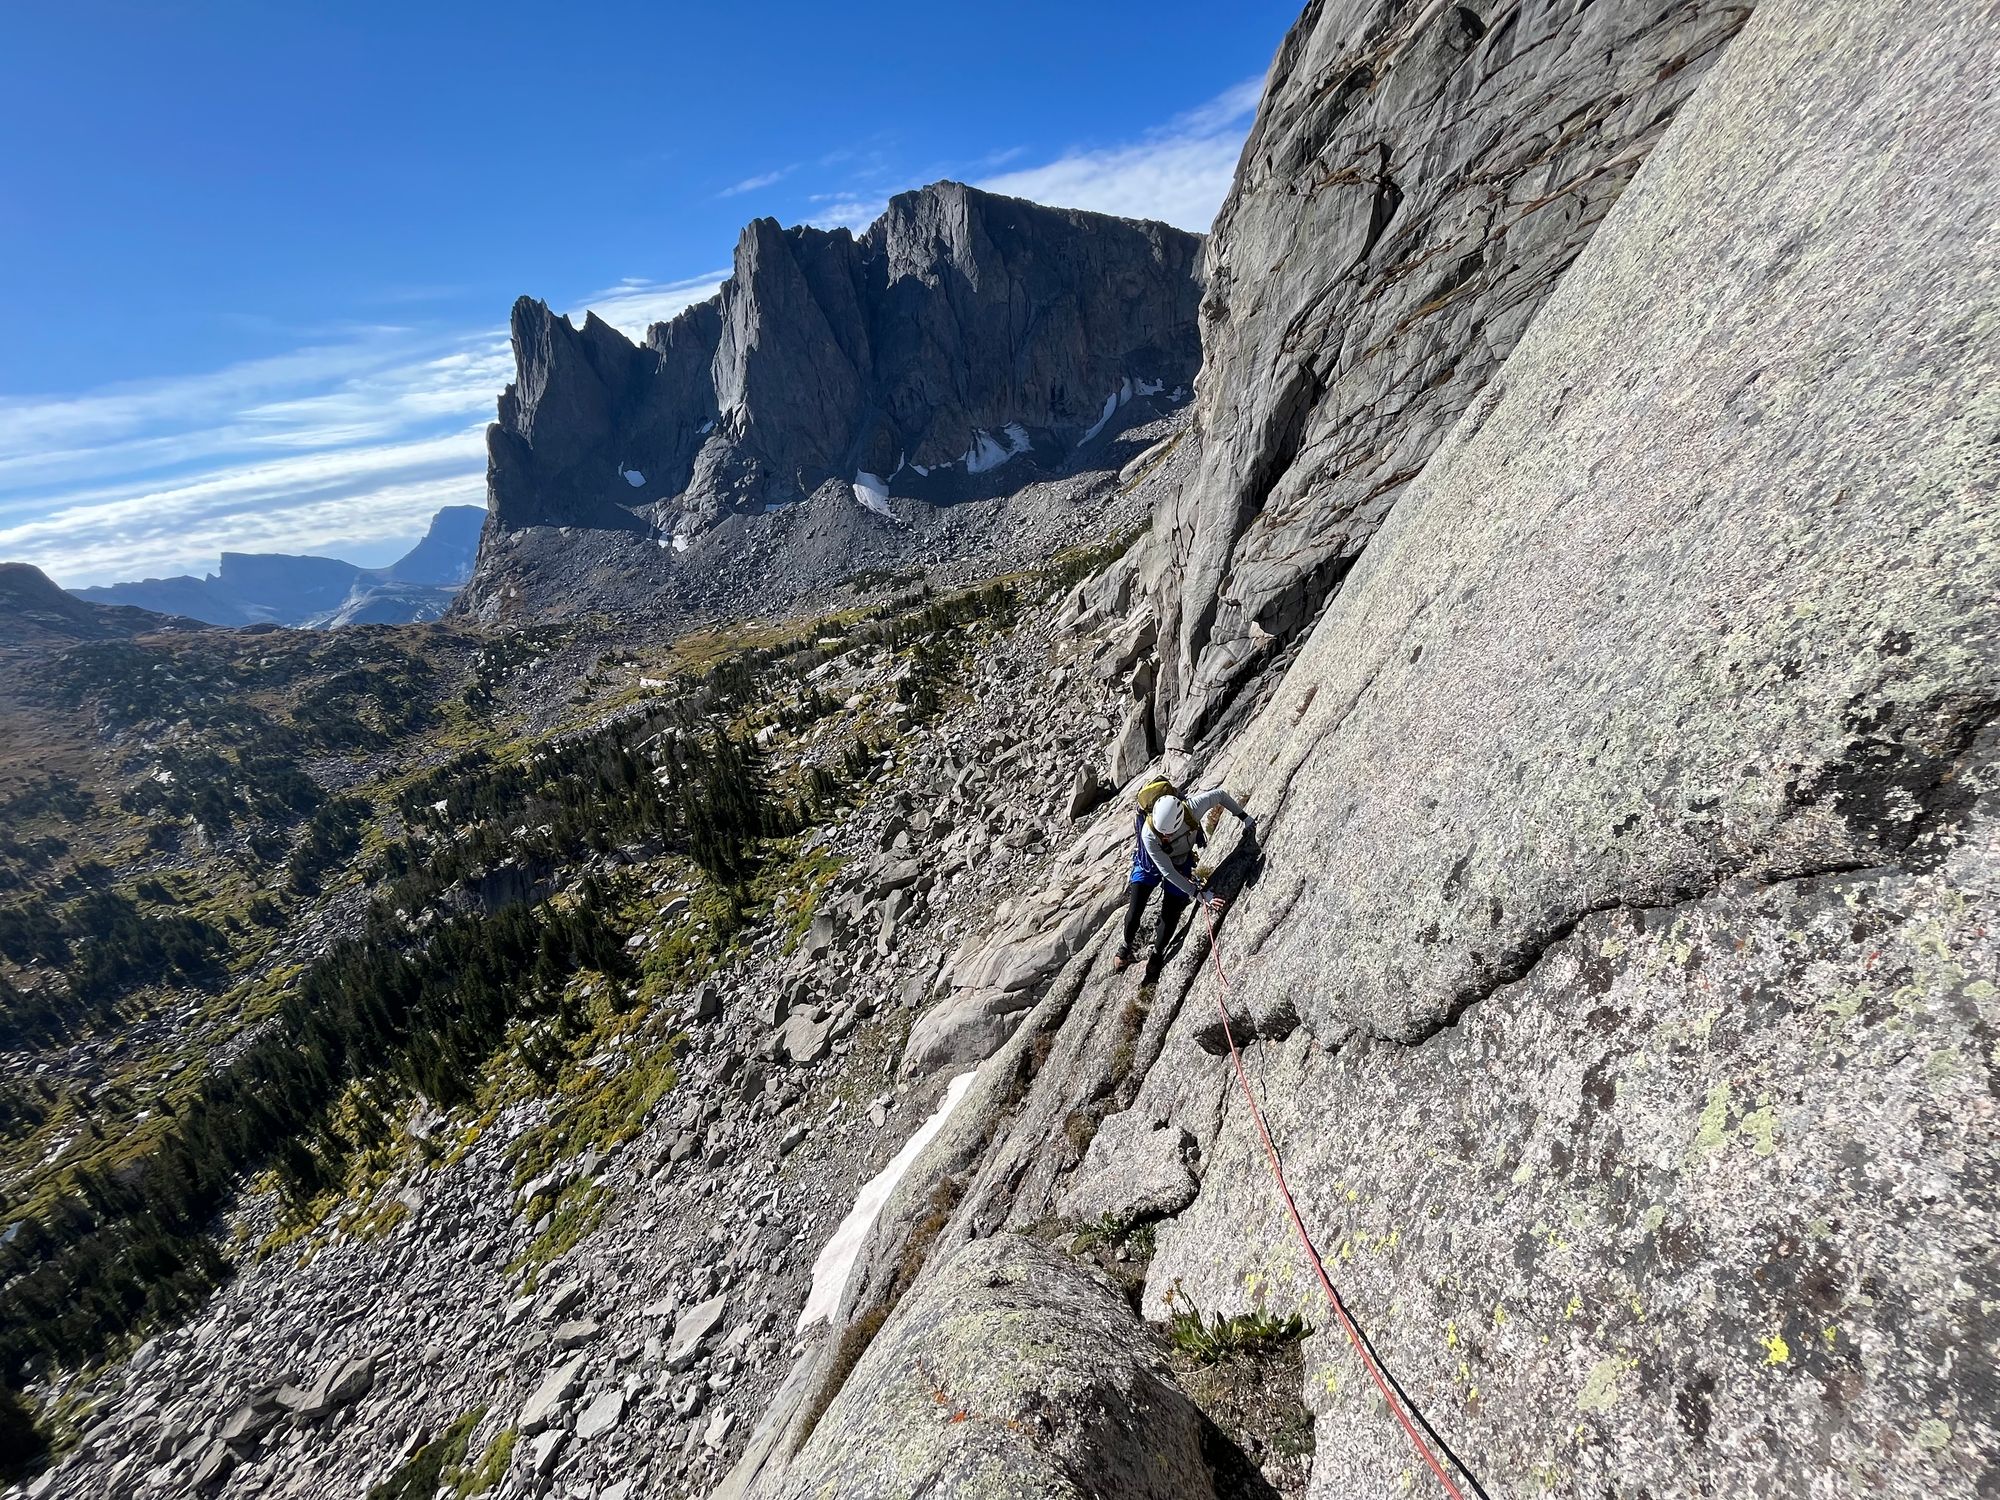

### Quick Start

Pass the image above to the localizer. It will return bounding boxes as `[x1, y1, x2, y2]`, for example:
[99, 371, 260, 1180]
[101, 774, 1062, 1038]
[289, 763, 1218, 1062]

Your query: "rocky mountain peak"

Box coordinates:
[464, 181, 1205, 615]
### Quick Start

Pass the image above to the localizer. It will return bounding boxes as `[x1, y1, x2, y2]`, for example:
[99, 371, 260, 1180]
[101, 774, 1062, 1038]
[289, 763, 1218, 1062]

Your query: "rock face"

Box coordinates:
[1142, 0, 1753, 754]
[464, 181, 1203, 609]
[378, 504, 485, 586]
[759, 1, 1996, 1497]
[775, 1235, 1226, 1500]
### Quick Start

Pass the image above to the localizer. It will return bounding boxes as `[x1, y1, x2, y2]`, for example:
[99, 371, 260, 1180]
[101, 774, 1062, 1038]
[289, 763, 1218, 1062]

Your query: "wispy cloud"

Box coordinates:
[803, 194, 890, 233]
[0, 428, 489, 584]
[567, 273, 730, 341]
[978, 75, 1264, 233]
[719, 165, 796, 197]
[794, 76, 1265, 238]
[4, 270, 727, 587]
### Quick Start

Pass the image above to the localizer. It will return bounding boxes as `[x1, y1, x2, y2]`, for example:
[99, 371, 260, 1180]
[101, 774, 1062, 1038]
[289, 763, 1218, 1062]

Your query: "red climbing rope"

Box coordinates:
[1202, 902, 1472, 1500]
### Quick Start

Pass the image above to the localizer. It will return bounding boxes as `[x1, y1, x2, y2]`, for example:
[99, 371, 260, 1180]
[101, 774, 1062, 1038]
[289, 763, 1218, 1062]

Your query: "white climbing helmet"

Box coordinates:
[1151, 794, 1189, 837]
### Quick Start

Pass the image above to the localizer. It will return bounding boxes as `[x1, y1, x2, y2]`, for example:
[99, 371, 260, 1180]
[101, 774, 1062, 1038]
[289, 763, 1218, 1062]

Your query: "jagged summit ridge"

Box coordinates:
[477, 181, 1205, 559]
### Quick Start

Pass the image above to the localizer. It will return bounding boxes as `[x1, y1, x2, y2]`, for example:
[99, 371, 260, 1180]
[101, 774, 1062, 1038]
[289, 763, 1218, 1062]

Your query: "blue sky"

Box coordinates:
[0, 0, 1295, 588]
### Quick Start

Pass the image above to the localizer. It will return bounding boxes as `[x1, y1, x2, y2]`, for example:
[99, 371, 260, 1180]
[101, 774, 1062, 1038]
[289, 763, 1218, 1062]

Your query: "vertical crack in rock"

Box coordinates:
[1149, 0, 1757, 754]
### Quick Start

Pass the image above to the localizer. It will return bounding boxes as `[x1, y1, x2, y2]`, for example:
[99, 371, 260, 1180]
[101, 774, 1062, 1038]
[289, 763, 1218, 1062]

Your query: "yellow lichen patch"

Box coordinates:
[1761, 1331, 1790, 1366]
[1739, 1101, 1780, 1157]
[1577, 1355, 1628, 1412]
[1822, 987, 1865, 1024]
[1686, 1080, 1733, 1163]
[1925, 1047, 1964, 1084]
[1529, 1460, 1570, 1492]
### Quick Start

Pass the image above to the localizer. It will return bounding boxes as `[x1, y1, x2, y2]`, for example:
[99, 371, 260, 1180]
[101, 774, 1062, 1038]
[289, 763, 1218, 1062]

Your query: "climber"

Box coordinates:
[1114, 777, 1255, 978]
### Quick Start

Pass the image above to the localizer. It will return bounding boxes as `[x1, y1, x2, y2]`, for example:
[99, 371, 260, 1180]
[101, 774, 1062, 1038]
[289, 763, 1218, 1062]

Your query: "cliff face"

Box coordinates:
[1131, 2, 1999, 1490]
[1141, 0, 1753, 755]
[477, 182, 1205, 561]
[724, 0, 1999, 1496]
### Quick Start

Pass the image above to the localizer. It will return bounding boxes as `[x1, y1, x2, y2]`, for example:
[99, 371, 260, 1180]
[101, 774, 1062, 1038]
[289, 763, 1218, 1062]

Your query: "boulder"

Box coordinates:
[692, 979, 722, 1022]
[898, 991, 1035, 1082]
[527, 1428, 567, 1481]
[189, 1441, 235, 1493]
[666, 1294, 728, 1372]
[779, 1009, 833, 1066]
[1058, 1113, 1199, 1227]
[536, 1278, 586, 1322]
[552, 1318, 600, 1351]
[1065, 764, 1113, 821]
[866, 858, 927, 898]
[289, 1355, 373, 1423]
[574, 1388, 626, 1441]
[517, 1353, 587, 1435]
[1101, 705, 1151, 788]
[218, 1388, 287, 1450]
[775, 1235, 1223, 1499]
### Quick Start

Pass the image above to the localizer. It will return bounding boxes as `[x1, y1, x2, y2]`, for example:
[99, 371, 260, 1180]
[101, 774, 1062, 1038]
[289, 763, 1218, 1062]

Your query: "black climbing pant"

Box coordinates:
[1122, 879, 1191, 962]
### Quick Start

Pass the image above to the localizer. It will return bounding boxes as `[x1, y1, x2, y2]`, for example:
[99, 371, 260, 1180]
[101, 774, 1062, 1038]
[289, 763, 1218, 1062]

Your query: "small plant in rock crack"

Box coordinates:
[1165, 1285, 1310, 1364]
[1072, 1214, 1156, 1260]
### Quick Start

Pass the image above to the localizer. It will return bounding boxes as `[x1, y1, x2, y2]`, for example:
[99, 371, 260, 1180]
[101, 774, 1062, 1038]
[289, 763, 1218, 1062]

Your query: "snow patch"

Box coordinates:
[852, 472, 893, 517]
[1081, 375, 1166, 444]
[1081, 390, 1121, 444]
[621, 467, 646, 487]
[964, 422, 1031, 474]
[797, 1070, 978, 1329]
[670, 535, 690, 553]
